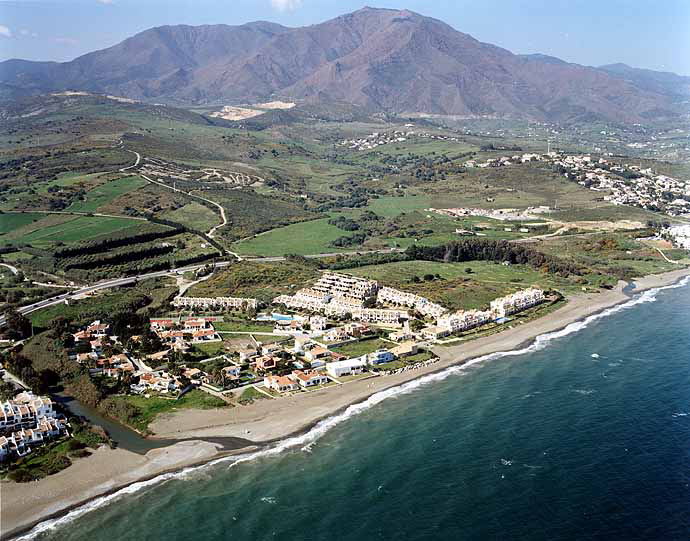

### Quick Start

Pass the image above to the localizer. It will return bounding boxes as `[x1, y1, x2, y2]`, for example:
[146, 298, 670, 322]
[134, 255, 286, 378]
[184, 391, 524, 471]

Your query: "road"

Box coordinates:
[0, 262, 19, 275]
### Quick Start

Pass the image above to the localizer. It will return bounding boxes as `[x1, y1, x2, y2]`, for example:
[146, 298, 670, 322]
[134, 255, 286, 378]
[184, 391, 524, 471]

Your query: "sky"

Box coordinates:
[0, 0, 689, 75]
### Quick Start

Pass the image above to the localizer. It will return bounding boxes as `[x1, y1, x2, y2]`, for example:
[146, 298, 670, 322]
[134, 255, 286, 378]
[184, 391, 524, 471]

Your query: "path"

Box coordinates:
[654, 246, 681, 265]
[0, 262, 19, 275]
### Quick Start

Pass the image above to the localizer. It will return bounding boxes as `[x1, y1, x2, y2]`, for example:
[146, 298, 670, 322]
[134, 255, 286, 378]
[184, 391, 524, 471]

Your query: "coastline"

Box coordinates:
[2, 266, 689, 540]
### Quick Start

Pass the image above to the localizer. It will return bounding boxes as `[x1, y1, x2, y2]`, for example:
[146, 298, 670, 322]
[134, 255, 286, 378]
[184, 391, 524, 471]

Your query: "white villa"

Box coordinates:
[326, 358, 368, 378]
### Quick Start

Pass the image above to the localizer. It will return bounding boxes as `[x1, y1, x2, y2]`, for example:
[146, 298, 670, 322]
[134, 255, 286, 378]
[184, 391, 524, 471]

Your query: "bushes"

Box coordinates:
[406, 240, 582, 277]
[53, 226, 181, 258]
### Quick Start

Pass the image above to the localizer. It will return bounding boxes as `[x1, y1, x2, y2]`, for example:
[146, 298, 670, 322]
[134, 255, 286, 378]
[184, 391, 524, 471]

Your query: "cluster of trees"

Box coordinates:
[407, 240, 582, 276]
[328, 216, 360, 231]
[330, 232, 367, 248]
[53, 227, 182, 258]
[59, 244, 175, 271]
[326, 251, 409, 270]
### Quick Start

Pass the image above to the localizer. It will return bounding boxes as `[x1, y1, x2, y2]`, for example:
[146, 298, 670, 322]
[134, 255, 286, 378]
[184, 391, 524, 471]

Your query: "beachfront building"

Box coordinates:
[420, 325, 451, 341]
[377, 287, 448, 319]
[326, 358, 368, 378]
[490, 288, 545, 318]
[438, 309, 493, 334]
[289, 370, 329, 388]
[264, 375, 300, 393]
[173, 296, 258, 312]
[367, 349, 395, 366]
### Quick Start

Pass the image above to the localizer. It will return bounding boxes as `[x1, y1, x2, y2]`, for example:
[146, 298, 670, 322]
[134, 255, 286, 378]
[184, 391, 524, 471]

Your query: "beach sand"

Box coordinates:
[2, 267, 689, 539]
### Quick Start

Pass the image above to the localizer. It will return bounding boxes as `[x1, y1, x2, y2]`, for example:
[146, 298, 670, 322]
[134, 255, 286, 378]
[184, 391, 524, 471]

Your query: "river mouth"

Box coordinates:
[53, 392, 253, 454]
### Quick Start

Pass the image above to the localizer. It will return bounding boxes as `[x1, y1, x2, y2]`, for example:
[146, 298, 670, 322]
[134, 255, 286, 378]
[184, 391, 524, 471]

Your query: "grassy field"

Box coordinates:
[162, 201, 220, 232]
[66, 176, 147, 213]
[0, 213, 44, 234]
[232, 218, 348, 256]
[0, 214, 143, 247]
[188, 260, 320, 304]
[331, 337, 391, 357]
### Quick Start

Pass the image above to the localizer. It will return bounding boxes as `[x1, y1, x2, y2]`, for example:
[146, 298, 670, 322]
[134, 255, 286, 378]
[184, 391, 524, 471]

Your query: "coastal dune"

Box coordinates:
[2, 267, 689, 539]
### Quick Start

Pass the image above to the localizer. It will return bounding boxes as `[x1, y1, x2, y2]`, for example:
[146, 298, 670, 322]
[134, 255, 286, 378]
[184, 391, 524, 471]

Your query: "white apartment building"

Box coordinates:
[351, 308, 409, 325]
[311, 272, 378, 300]
[490, 288, 545, 318]
[438, 309, 493, 333]
[173, 296, 258, 311]
[377, 287, 447, 318]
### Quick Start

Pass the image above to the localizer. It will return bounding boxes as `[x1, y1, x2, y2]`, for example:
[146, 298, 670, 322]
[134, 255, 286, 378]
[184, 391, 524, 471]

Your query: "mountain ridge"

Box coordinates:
[0, 7, 684, 123]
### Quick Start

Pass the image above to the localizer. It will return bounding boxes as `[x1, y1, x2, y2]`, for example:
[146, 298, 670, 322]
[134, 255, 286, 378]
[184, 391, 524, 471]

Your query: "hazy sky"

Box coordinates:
[1, 0, 689, 75]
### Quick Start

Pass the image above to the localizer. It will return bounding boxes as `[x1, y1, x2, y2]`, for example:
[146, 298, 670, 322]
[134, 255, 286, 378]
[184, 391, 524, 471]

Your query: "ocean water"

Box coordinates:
[22, 278, 690, 541]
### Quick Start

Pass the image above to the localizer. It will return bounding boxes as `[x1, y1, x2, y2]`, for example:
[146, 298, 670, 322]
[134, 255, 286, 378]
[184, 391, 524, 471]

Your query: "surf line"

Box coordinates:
[15, 275, 690, 540]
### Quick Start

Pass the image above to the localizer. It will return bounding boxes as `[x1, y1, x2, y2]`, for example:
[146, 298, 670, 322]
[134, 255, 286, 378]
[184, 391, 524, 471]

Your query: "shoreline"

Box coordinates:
[3, 266, 689, 540]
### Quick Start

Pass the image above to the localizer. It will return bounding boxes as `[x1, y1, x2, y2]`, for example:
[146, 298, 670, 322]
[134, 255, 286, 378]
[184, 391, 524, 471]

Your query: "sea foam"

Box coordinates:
[15, 275, 690, 540]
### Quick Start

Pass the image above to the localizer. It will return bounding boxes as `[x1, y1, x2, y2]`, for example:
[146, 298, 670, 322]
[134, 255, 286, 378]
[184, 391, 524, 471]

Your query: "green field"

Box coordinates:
[67, 176, 147, 212]
[1, 215, 143, 246]
[233, 218, 347, 256]
[331, 337, 391, 357]
[0, 213, 44, 234]
[162, 201, 220, 232]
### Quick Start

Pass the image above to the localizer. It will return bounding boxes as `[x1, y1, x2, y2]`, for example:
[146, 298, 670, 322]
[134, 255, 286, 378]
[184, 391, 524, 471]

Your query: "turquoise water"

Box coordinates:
[23, 279, 690, 540]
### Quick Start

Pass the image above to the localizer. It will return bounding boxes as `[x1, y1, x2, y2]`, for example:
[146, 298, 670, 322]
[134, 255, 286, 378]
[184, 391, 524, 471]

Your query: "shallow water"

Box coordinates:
[23, 278, 690, 541]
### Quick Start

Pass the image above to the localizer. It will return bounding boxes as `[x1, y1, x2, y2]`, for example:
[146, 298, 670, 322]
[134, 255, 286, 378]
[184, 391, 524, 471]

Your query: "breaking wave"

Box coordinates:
[15, 275, 690, 540]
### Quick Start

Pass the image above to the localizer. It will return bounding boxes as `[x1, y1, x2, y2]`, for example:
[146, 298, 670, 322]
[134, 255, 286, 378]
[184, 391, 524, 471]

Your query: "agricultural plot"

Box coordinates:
[0, 215, 143, 247]
[0, 213, 44, 235]
[66, 176, 147, 212]
[162, 201, 220, 232]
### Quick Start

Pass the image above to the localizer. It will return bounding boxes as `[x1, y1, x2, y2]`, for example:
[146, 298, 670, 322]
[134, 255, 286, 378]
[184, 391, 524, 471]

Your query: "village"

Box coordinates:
[463, 152, 690, 216]
[34, 271, 548, 422]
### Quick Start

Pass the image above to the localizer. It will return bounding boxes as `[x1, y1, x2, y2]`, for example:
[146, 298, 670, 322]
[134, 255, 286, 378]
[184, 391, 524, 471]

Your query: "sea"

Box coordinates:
[19, 277, 690, 541]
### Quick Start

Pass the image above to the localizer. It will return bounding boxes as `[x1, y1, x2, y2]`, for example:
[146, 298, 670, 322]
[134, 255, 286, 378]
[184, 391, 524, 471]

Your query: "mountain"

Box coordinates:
[0, 7, 683, 123]
[597, 63, 690, 99]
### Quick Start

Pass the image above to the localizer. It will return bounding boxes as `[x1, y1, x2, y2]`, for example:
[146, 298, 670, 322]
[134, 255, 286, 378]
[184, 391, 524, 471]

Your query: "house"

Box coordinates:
[264, 375, 299, 393]
[290, 370, 329, 388]
[420, 326, 451, 341]
[390, 342, 419, 358]
[304, 346, 330, 362]
[326, 358, 368, 378]
[389, 330, 413, 342]
[86, 321, 109, 337]
[367, 349, 395, 366]
[255, 355, 279, 372]
[222, 365, 241, 379]
[237, 347, 258, 363]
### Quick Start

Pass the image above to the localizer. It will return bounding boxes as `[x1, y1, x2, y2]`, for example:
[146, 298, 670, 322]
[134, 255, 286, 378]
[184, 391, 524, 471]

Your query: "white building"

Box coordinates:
[326, 358, 368, 378]
[490, 288, 545, 318]
[173, 296, 258, 311]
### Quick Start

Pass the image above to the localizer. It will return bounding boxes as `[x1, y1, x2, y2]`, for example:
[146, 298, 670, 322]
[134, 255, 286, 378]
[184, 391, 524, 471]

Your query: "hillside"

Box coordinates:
[0, 7, 684, 123]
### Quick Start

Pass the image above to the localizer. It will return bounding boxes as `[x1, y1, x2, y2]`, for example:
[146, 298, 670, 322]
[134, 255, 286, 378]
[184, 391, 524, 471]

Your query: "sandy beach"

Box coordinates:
[2, 266, 689, 539]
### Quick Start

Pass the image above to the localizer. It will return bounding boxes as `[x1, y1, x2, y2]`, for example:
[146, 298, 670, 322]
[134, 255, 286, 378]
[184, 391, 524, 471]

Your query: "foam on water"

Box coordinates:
[15, 275, 690, 540]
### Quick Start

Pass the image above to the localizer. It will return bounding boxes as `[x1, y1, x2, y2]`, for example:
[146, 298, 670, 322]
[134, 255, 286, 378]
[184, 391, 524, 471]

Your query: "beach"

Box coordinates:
[2, 266, 689, 539]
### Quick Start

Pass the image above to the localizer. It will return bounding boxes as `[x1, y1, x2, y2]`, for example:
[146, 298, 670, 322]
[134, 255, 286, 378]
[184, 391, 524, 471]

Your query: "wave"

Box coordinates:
[16, 275, 690, 540]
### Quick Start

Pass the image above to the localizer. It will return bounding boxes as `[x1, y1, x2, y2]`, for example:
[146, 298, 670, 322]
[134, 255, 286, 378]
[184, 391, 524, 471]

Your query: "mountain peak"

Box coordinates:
[0, 8, 683, 122]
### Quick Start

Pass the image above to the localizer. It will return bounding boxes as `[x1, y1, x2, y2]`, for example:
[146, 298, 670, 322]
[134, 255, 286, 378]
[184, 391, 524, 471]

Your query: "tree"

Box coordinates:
[2, 308, 31, 340]
[0, 380, 16, 401]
